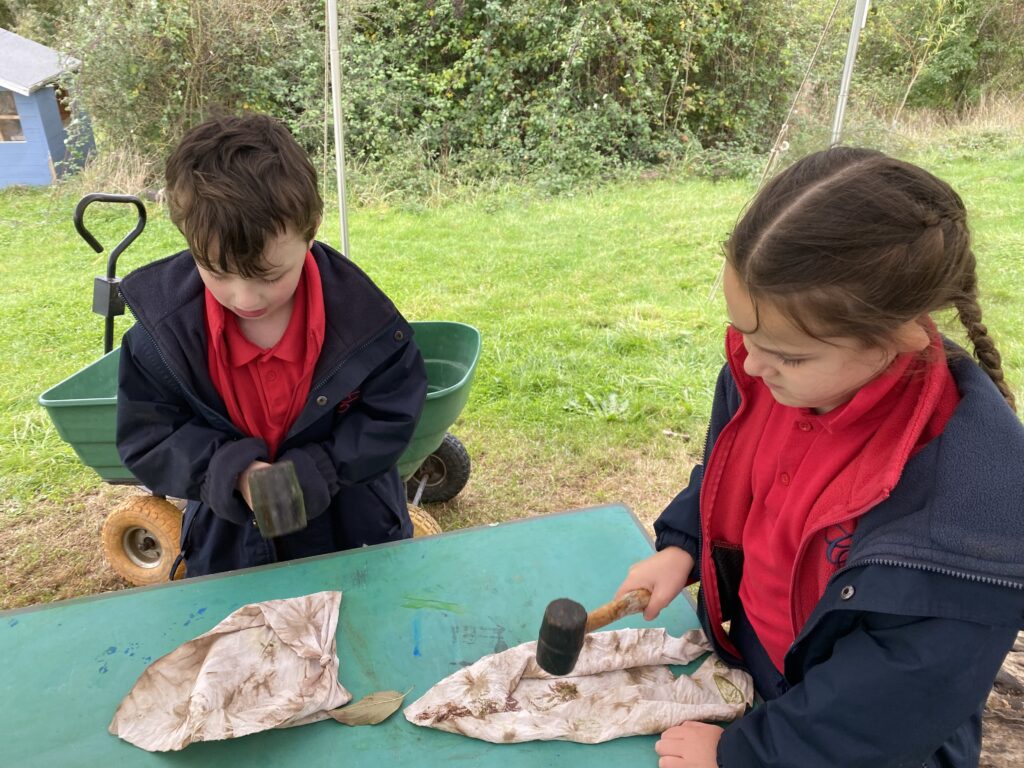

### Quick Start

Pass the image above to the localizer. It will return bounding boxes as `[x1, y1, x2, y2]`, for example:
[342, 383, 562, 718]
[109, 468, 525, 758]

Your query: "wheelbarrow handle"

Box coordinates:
[73, 193, 148, 354]
[73, 193, 147, 280]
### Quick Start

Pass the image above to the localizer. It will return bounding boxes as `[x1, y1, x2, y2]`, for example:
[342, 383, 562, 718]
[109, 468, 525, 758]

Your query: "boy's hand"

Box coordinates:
[614, 547, 694, 621]
[237, 460, 273, 509]
[655, 722, 723, 768]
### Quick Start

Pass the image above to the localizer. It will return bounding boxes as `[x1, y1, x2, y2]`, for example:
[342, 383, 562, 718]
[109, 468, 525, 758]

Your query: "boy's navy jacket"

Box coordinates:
[655, 345, 1024, 768]
[116, 241, 428, 577]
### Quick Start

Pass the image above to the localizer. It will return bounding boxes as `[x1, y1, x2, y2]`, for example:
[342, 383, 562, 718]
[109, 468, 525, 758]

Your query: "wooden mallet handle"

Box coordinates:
[584, 588, 651, 632]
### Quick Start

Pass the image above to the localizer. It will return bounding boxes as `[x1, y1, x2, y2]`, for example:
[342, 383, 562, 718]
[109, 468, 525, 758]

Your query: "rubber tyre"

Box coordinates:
[408, 504, 443, 537]
[405, 432, 471, 504]
[101, 495, 185, 586]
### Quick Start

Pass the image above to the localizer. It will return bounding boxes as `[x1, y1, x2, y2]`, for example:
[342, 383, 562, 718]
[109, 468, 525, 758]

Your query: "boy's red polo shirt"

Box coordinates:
[205, 251, 325, 459]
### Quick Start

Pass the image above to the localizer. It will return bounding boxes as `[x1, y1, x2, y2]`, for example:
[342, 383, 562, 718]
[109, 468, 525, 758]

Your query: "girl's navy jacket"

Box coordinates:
[115, 241, 427, 577]
[656, 347, 1024, 767]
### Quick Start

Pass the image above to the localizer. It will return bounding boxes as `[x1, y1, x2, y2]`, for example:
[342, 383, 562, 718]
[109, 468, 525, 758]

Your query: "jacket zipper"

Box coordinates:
[121, 296, 240, 434]
[830, 556, 1024, 591]
[783, 553, 1024, 679]
[696, 358, 750, 657]
[309, 322, 394, 393]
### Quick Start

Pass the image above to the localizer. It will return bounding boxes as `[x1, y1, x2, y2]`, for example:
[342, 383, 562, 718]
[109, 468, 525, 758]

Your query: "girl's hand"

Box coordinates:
[237, 460, 273, 509]
[614, 546, 694, 621]
[655, 722, 724, 768]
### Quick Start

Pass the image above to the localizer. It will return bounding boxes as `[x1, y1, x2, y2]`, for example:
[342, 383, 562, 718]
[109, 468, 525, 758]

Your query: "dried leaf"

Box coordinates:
[328, 687, 412, 726]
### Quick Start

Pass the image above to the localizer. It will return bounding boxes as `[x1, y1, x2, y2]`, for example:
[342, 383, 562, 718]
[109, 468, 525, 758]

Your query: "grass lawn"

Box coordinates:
[1, 141, 1022, 608]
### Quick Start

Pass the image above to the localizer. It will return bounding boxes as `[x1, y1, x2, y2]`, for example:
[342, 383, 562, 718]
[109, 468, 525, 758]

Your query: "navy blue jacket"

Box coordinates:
[116, 241, 427, 577]
[655, 349, 1024, 767]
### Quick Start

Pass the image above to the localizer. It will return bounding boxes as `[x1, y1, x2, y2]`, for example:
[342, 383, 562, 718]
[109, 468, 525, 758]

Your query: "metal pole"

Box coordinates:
[830, 0, 871, 146]
[327, 0, 350, 257]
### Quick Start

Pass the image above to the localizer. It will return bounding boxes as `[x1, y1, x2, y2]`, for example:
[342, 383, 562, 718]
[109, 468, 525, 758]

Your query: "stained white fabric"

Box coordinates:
[109, 591, 350, 751]
[404, 627, 753, 744]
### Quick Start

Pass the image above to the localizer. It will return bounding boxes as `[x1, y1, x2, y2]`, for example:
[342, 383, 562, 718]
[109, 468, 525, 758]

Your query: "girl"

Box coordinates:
[616, 147, 1024, 767]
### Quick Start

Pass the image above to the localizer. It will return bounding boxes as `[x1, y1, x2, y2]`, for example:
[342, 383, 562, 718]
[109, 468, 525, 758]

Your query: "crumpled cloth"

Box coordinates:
[404, 627, 753, 744]
[109, 591, 350, 751]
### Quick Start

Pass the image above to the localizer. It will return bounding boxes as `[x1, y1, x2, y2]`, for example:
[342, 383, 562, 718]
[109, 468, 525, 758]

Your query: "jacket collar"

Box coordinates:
[118, 240, 400, 397]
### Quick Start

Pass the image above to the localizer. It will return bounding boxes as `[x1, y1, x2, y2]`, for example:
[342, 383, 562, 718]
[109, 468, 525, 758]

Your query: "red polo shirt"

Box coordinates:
[205, 251, 325, 459]
[738, 346, 959, 672]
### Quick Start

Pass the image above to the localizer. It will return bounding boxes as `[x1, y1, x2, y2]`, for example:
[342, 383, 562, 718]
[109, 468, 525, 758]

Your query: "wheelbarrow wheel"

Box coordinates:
[406, 432, 471, 504]
[408, 504, 443, 537]
[101, 495, 185, 586]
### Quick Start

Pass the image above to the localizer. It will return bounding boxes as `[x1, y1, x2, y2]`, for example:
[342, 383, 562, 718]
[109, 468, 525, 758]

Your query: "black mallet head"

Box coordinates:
[536, 598, 588, 676]
[535, 588, 652, 676]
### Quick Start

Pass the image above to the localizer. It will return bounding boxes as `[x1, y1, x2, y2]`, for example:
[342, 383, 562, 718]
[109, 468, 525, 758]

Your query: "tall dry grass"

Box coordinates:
[893, 93, 1024, 142]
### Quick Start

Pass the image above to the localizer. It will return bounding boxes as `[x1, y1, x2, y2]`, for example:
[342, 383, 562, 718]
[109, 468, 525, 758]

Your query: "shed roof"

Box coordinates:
[0, 28, 80, 96]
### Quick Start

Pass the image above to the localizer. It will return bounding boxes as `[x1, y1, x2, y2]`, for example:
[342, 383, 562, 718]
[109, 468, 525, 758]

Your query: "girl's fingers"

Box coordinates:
[614, 579, 644, 600]
[655, 721, 724, 767]
[655, 737, 686, 757]
[644, 593, 667, 621]
[662, 724, 693, 738]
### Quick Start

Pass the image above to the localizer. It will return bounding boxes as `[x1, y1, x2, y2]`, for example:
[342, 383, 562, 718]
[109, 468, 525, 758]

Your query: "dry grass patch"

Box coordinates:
[0, 485, 135, 610]
[422, 430, 696, 538]
[1, 444, 695, 610]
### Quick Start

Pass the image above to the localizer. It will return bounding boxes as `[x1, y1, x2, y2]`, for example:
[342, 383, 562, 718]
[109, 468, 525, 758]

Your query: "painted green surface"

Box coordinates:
[0, 505, 703, 766]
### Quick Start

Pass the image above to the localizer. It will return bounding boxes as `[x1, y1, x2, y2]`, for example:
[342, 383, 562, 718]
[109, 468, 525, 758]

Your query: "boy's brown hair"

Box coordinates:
[726, 146, 1015, 411]
[164, 113, 323, 278]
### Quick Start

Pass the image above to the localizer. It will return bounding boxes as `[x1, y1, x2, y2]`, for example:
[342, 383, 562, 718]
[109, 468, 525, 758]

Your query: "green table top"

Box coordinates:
[0, 504, 702, 766]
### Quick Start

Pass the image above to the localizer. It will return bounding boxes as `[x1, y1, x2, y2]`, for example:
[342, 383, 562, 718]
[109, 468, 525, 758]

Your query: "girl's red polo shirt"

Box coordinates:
[738, 342, 959, 672]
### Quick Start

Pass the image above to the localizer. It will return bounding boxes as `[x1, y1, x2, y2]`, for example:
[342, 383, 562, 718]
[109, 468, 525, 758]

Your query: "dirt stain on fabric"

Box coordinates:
[551, 681, 580, 702]
[418, 702, 472, 724]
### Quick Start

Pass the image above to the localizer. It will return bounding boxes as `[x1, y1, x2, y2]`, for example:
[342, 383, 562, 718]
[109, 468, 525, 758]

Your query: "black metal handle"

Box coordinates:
[73, 193, 147, 353]
[73, 193, 147, 279]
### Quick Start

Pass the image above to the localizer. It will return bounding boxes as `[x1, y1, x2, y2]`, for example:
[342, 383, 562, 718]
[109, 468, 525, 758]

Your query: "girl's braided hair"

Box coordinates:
[726, 146, 1015, 412]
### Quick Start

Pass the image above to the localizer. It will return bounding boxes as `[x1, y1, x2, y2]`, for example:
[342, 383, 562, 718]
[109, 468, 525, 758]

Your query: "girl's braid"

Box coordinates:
[956, 267, 1016, 412]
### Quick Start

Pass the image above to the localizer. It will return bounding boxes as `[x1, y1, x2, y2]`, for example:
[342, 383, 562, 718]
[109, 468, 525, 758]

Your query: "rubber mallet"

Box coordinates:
[248, 461, 307, 538]
[535, 588, 652, 676]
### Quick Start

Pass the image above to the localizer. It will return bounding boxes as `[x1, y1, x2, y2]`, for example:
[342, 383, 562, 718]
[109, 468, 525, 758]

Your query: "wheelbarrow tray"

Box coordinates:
[39, 320, 481, 485]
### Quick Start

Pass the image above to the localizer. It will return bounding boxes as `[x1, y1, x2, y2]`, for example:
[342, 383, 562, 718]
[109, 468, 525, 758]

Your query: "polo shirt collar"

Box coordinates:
[813, 350, 916, 433]
[204, 251, 321, 368]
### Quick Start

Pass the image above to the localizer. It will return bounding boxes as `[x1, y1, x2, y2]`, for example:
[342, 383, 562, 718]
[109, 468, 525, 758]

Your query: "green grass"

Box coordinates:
[2, 141, 1023, 518]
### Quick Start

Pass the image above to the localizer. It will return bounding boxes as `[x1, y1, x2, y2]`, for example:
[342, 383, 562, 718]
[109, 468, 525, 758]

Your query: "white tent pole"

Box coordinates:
[327, 0, 350, 257]
[830, 0, 871, 146]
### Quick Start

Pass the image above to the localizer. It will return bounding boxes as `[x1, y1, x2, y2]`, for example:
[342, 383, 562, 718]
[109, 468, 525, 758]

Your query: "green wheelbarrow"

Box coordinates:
[39, 194, 481, 585]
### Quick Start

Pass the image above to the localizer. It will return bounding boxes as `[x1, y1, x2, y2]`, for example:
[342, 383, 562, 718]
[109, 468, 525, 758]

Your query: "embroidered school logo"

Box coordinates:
[824, 524, 854, 567]
[336, 390, 361, 414]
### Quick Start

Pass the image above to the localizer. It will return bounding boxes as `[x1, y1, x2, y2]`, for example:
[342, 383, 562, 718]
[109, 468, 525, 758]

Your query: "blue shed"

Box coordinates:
[0, 28, 92, 187]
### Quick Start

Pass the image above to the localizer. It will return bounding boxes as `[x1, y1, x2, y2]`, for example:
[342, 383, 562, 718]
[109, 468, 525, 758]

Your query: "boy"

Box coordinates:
[115, 113, 427, 577]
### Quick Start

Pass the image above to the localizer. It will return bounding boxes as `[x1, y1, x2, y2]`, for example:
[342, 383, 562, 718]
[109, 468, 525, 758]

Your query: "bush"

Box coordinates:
[32, 0, 1021, 195]
[50, 0, 804, 190]
[852, 0, 1024, 119]
[58, 0, 323, 184]
[339, 0, 798, 184]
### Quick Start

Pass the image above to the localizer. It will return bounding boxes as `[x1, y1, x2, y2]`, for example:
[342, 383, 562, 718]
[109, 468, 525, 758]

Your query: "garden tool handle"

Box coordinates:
[73, 192, 148, 354]
[73, 193, 147, 276]
[584, 588, 651, 632]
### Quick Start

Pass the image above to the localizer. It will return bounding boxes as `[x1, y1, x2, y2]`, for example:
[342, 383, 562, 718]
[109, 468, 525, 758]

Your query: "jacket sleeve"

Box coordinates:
[717, 612, 1017, 767]
[654, 363, 740, 575]
[277, 339, 427, 519]
[116, 329, 267, 526]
